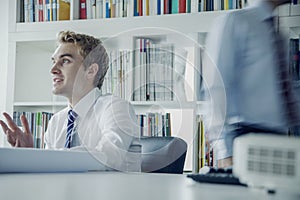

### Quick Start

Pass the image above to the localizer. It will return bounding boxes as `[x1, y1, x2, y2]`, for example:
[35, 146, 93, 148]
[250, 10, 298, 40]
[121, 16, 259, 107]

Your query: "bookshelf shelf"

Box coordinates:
[11, 11, 226, 42]
[131, 101, 210, 113]
[14, 101, 68, 107]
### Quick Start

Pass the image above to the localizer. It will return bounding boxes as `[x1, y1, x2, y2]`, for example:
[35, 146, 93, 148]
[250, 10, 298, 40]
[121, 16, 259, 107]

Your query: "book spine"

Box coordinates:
[171, 0, 178, 14]
[80, 0, 87, 19]
[92, 0, 97, 18]
[133, 39, 141, 101]
[157, 0, 161, 15]
[139, 0, 143, 16]
[107, 0, 110, 17]
[29, 0, 35, 22]
[140, 38, 147, 101]
[186, 0, 191, 13]
[164, 0, 169, 14]
[165, 112, 171, 136]
[119, 0, 123, 17]
[179, 0, 186, 13]
[114, 0, 119, 17]
[18, 0, 24, 22]
[96, 0, 103, 18]
[86, 0, 92, 19]
[52, 0, 57, 21]
[35, 112, 42, 148]
[38, 0, 44, 21]
[133, 0, 138, 16]
[34, 0, 39, 22]
[49, 0, 53, 21]
[122, 0, 130, 17]
[190, 0, 197, 13]
[193, 115, 200, 172]
[110, 0, 115, 17]
[199, 116, 205, 168]
[145, 0, 149, 15]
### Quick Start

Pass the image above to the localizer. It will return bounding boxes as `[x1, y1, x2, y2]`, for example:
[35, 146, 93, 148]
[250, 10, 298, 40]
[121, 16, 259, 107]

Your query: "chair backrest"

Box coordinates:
[140, 136, 187, 174]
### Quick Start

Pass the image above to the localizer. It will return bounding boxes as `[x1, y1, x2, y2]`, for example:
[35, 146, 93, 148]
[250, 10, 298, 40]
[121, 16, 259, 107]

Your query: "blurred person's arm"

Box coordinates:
[203, 13, 240, 164]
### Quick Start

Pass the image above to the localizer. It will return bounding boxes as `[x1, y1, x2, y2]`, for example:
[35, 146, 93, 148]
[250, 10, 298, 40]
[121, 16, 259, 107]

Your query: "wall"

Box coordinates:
[0, 1, 9, 146]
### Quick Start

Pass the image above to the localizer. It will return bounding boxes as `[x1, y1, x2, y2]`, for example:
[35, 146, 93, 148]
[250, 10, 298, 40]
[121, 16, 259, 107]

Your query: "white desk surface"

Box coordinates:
[0, 172, 299, 200]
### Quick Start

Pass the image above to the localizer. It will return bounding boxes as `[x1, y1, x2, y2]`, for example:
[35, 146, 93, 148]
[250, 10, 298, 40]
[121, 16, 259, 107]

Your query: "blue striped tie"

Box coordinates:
[65, 110, 78, 148]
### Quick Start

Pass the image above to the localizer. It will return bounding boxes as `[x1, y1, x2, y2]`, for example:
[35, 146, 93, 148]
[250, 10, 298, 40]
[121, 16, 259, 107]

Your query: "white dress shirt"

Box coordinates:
[45, 88, 141, 172]
[203, 1, 294, 160]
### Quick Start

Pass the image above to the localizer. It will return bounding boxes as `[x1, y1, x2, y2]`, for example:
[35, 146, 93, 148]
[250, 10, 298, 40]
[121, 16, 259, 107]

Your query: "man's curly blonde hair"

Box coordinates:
[57, 30, 109, 89]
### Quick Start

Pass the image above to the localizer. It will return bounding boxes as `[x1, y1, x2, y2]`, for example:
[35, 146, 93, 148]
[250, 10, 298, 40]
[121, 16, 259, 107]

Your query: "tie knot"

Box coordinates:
[68, 110, 78, 122]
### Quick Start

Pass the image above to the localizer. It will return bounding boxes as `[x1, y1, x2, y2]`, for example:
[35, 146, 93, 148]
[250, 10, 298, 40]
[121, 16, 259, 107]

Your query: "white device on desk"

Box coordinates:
[233, 133, 300, 191]
[0, 147, 106, 173]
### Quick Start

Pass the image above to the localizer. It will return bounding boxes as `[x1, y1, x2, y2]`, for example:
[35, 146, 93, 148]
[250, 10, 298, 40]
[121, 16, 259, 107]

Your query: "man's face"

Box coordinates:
[50, 43, 84, 99]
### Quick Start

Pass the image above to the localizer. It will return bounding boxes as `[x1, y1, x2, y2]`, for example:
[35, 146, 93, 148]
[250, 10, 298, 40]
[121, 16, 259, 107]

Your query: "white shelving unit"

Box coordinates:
[4, 0, 300, 172]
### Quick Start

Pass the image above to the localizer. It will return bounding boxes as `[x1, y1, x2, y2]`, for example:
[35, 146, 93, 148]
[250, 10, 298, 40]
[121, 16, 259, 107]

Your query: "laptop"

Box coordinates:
[0, 147, 106, 173]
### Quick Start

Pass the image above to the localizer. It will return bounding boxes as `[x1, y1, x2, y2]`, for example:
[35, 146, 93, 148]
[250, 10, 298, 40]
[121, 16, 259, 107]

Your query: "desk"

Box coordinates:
[0, 172, 298, 200]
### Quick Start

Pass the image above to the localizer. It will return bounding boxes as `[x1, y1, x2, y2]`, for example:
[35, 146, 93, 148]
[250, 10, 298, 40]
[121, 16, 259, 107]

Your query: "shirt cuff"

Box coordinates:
[214, 139, 233, 160]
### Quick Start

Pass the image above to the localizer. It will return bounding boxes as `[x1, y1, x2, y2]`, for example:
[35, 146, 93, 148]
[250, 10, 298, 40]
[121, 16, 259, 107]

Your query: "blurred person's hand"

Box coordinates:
[217, 157, 233, 168]
[0, 112, 33, 148]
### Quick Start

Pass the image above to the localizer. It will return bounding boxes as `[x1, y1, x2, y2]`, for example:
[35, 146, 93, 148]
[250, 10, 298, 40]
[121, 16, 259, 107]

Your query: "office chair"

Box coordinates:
[140, 136, 187, 174]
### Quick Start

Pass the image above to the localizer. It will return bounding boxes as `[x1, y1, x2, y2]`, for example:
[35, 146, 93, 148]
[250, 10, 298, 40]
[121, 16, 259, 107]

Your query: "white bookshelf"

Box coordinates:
[4, 0, 300, 172]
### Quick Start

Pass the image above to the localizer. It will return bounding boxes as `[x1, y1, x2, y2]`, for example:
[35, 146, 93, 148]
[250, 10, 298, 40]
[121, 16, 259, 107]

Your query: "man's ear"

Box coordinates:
[86, 63, 99, 79]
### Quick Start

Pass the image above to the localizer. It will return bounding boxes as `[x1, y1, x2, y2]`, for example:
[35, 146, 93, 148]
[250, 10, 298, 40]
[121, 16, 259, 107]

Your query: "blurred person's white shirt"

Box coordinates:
[203, 1, 292, 160]
[45, 87, 141, 172]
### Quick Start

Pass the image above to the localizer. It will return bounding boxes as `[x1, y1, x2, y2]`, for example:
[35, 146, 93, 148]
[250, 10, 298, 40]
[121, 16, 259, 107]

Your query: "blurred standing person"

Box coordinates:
[203, 0, 300, 168]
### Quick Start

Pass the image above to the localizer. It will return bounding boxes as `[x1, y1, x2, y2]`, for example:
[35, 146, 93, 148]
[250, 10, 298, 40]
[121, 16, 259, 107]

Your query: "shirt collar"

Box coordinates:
[71, 87, 101, 121]
[252, 0, 275, 21]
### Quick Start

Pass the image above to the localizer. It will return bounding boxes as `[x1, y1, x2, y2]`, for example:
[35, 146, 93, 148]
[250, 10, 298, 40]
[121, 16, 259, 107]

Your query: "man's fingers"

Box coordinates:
[7, 134, 16, 146]
[20, 114, 31, 134]
[0, 119, 17, 146]
[0, 120, 9, 134]
[2, 112, 19, 131]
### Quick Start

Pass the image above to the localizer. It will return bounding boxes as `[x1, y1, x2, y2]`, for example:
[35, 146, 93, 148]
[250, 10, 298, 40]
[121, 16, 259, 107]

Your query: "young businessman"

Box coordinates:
[204, 0, 300, 168]
[0, 31, 140, 171]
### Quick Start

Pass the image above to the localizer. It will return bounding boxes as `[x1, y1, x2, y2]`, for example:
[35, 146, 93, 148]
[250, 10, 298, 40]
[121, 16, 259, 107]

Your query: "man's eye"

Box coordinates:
[62, 59, 70, 64]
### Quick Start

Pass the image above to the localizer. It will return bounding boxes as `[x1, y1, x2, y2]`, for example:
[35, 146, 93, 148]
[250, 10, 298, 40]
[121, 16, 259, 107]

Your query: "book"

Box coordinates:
[35, 112, 42, 148]
[29, 0, 35, 22]
[59, 0, 70, 20]
[179, 0, 186, 13]
[199, 115, 205, 168]
[38, 0, 44, 22]
[96, 0, 104, 18]
[80, 0, 87, 19]
[171, 0, 178, 14]
[52, 0, 58, 21]
[165, 112, 171, 136]
[193, 115, 200, 172]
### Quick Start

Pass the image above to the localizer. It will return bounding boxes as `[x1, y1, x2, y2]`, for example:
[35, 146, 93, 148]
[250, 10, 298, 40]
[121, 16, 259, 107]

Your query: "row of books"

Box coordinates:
[12, 111, 171, 147]
[289, 36, 300, 81]
[13, 111, 53, 149]
[19, 0, 70, 23]
[133, 39, 179, 101]
[18, 0, 248, 23]
[100, 40, 187, 102]
[100, 49, 132, 99]
[137, 112, 172, 137]
[78, 0, 247, 19]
